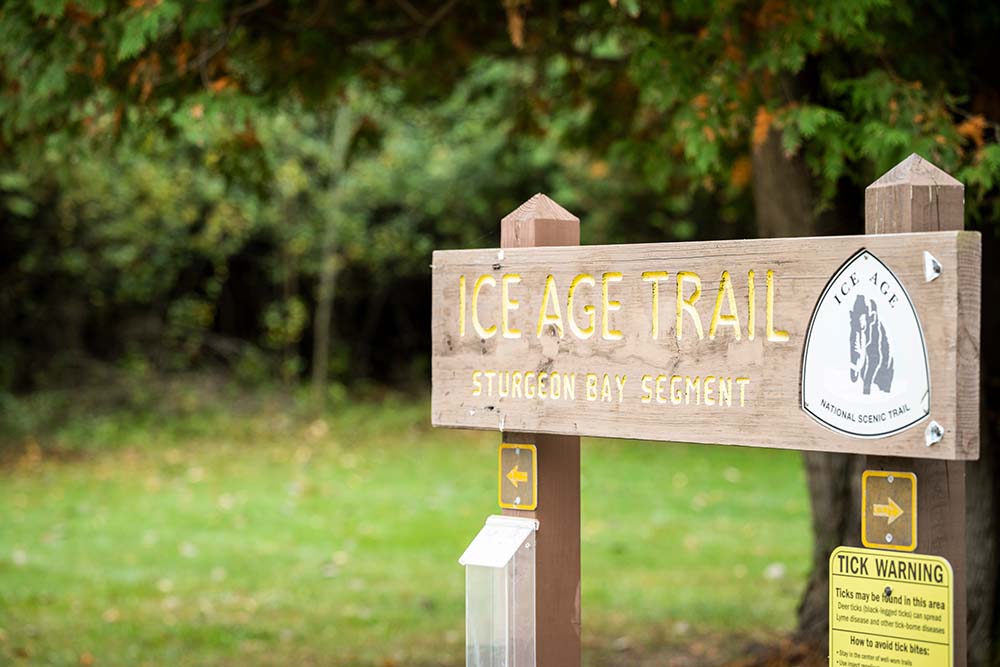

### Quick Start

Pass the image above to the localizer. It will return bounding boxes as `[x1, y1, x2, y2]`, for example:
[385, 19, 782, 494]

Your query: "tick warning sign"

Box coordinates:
[830, 546, 952, 667]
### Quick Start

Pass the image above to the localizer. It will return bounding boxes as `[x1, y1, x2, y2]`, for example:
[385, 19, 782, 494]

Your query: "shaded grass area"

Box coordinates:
[0, 380, 812, 666]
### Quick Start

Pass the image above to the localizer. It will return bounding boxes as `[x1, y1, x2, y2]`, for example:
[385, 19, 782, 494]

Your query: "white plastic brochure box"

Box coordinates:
[458, 515, 538, 667]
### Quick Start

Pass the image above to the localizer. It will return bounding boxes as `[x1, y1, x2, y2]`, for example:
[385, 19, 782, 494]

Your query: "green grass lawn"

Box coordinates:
[0, 382, 812, 666]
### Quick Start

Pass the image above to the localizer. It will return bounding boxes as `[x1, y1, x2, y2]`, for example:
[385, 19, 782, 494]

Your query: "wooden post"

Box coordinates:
[864, 154, 971, 667]
[500, 194, 582, 667]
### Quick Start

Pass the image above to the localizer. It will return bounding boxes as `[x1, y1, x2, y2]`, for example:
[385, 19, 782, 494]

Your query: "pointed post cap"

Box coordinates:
[865, 154, 964, 233]
[501, 193, 580, 248]
[867, 153, 963, 190]
[502, 193, 579, 225]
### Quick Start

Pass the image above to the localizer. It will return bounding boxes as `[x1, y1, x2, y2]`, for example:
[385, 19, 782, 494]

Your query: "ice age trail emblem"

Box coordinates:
[848, 295, 894, 394]
[801, 249, 930, 439]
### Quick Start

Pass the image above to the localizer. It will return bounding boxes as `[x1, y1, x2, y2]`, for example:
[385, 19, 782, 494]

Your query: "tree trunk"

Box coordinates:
[966, 231, 1000, 667]
[310, 104, 358, 409]
[752, 130, 999, 665]
[751, 126, 864, 648]
[311, 250, 338, 403]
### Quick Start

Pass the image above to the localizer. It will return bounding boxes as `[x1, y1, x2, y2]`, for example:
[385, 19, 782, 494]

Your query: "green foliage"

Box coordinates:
[1, 0, 998, 387]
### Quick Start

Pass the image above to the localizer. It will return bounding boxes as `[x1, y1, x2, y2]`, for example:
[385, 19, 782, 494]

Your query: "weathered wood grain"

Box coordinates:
[431, 230, 981, 460]
[498, 193, 581, 667]
[864, 153, 971, 667]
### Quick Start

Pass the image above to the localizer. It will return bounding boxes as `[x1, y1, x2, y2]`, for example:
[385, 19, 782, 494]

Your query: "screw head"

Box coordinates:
[886, 533, 894, 543]
[884, 586, 893, 598]
[887, 475, 894, 483]
[925, 421, 945, 446]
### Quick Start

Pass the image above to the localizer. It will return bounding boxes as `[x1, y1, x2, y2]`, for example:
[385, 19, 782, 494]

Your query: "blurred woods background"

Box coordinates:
[4, 0, 999, 395]
[2, 0, 1000, 664]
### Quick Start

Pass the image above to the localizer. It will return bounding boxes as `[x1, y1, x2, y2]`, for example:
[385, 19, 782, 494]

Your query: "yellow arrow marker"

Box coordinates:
[506, 465, 528, 488]
[873, 497, 904, 525]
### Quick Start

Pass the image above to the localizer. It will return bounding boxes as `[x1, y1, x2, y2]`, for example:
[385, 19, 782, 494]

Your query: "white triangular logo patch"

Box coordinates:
[801, 249, 930, 438]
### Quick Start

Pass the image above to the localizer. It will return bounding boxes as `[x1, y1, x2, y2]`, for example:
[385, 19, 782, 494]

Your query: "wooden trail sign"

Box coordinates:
[432, 231, 980, 460]
[439, 155, 982, 667]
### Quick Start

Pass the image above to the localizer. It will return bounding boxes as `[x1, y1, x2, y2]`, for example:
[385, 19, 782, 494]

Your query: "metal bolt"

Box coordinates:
[925, 421, 944, 446]
[924, 251, 943, 282]
[884, 586, 893, 598]
[514, 496, 521, 505]
[887, 475, 894, 483]
[886, 533, 893, 543]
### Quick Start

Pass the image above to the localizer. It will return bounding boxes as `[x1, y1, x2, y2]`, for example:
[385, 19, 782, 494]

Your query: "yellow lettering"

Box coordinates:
[615, 374, 627, 403]
[709, 271, 741, 340]
[549, 372, 560, 399]
[670, 375, 683, 405]
[736, 377, 750, 407]
[747, 270, 756, 341]
[641, 374, 653, 403]
[502, 274, 522, 339]
[472, 275, 497, 339]
[524, 371, 536, 398]
[472, 370, 482, 396]
[536, 275, 565, 338]
[498, 372, 510, 397]
[685, 376, 701, 405]
[568, 274, 596, 339]
[704, 375, 716, 406]
[766, 270, 789, 342]
[512, 371, 523, 398]
[538, 371, 548, 399]
[563, 373, 576, 401]
[676, 272, 704, 340]
[586, 373, 599, 401]
[719, 377, 732, 407]
[656, 375, 669, 404]
[601, 374, 613, 402]
[602, 272, 624, 340]
[642, 271, 670, 339]
[483, 371, 496, 396]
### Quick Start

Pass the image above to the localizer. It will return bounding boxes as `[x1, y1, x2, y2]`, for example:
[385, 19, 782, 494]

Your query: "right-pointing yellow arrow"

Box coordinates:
[873, 497, 904, 525]
[506, 464, 528, 488]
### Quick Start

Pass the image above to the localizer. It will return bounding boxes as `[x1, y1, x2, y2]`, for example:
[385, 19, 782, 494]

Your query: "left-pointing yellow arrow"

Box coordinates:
[506, 465, 528, 488]
[873, 497, 904, 525]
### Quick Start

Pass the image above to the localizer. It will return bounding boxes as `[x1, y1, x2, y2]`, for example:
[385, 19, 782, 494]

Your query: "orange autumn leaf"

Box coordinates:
[752, 107, 773, 148]
[209, 76, 233, 93]
[588, 160, 610, 179]
[702, 125, 717, 142]
[730, 157, 752, 189]
[957, 115, 987, 148]
[692, 93, 709, 110]
[504, 0, 525, 50]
